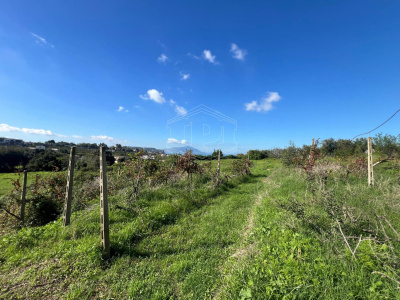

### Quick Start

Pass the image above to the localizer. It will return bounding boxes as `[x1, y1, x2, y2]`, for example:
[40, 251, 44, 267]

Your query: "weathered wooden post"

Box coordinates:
[63, 146, 76, 226]
[367, 137, 374, 186]
[20, 170, 27, 223]
[216, 149, 221, 185]
[100, 146, 110, 258]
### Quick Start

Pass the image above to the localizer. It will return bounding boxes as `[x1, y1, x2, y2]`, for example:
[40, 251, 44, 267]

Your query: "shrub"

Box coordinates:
[231, 158, 253, 176]
[281, 141, 302, 167]
[176, 150, 201, 180]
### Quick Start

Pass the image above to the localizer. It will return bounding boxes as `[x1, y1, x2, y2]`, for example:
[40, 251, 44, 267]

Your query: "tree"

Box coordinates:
[320, 138, 337, 156]
[176, 150, 201, 180]
[373, 133, 398, 157]
[247, 150, 268, 160]
[212, 149, 223, 159]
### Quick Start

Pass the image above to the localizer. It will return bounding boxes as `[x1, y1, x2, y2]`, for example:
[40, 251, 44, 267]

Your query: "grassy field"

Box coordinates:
[1, 158, 399, 299]
[0, 171, 52, 197]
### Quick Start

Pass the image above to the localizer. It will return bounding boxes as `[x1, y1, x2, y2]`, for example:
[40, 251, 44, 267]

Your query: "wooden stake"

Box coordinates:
[216, 149, 221, 185]
[100, 147, 110, 258]
[63, 146, 76, 226]
[20, 170, 27, 223]
[367, 137, 374, 186]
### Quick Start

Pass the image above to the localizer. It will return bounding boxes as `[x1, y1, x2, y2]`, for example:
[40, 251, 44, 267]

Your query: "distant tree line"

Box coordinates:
[1, 134, 398, 173]
[0, 147, 115, 173]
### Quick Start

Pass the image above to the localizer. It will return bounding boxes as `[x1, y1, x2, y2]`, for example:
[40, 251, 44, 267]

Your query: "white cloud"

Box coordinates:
[167, 138, 188, 144]
[91, 135, 118, 143]
[168, 99, 187, 115]
[244, 92, 282, 112]
[31, 32, 54, 48]
[180, 72, 190, 80]
[187, 53, 200, 60]
[175, 105, 187, 116]
[117, 106, 129, 112]
[203, 50, 217, 64]
[230, 43, 247, 61]
[0, 123, 61, 136]
[157, 53, 168, 63]
[140, 89, 166, 104]
[72, 135, 83, 139]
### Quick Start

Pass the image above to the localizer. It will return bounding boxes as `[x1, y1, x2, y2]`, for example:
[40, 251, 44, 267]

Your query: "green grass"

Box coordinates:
[0, 159, 278, 299]
[218, 161, 400, 299]
[0, 171, 53, 197]
[1, 158, 399, 299]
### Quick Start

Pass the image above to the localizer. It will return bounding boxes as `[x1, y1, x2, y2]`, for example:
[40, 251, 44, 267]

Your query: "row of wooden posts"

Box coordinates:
[18, 146, 110, 257]
[61, 146, 110, 257]
[17, 140, 374, 259]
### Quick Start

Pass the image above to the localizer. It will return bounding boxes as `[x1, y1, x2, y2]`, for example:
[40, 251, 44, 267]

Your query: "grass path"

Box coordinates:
[96, 167, 273, 299]
[0, 160, 278, 299]
[212, 176, 270, 299]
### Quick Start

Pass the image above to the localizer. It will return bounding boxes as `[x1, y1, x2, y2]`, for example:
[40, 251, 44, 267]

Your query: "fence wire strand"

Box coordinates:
[351, 109, 400, 140]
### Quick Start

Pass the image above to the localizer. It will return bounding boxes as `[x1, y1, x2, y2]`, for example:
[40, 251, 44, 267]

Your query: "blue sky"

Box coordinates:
[0, 0, 399, 153]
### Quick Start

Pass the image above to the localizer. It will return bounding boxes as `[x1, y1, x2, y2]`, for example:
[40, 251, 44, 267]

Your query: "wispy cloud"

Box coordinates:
[117, 106, 129, 112]
[169, 100, 187, 116]
[175, 105, 187, 116]
[167, 138, 188, 144]
[187, 53, 200, 60]
[0, 123, 124, 145]
[180, 72, 190, 80]
[230, 43, 247, 61]
[140, 90, 186, 115]
[203, 50, 218, 64]
[0, 123, 63, 136]
[91, 135, 118, 143]
[244, 92, 282, 112]
[157, 53, 168, 63]
[31, 32, 54, 48]
[140, 89, 166, 104]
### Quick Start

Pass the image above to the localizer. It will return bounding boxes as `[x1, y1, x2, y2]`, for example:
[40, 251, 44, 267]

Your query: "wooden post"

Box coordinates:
[216, 149, 221, 185]
[312, 138, 315, 147]
[63, 146, 76, 226]
[100, 147, 110, 258]
[20, 170, 27, 223]
[367, 137, 374, 186]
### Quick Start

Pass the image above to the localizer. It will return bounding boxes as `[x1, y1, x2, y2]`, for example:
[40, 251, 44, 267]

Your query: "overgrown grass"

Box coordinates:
[219, 160, 400, 299]
[0, 159, 278, 299]
[1, 158, 399, 299]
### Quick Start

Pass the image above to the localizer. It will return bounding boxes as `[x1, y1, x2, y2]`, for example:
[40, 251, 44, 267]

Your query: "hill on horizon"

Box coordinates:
[164, 146, 209, 155]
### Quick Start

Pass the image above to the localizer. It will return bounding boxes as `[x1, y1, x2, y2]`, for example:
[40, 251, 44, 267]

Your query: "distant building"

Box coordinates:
[0, 137, 24, 145]
[36, 145, 46, 150]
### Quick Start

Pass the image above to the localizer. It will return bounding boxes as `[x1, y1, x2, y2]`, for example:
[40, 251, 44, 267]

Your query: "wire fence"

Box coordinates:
[351, 108, 400, 140]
